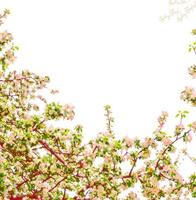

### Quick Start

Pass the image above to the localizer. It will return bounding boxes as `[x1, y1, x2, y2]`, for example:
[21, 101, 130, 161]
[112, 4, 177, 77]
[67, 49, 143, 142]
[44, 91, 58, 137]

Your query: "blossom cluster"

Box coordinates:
[188, 65, 196, 78]
[181, 86, 196, 106]
[160, 0, 196, 22]
[0, 10, 17, 72]
[180, 33, 196, 107]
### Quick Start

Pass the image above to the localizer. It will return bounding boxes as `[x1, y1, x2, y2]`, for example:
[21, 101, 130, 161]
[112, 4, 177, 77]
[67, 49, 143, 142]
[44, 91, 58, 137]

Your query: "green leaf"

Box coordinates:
[192, 191, 196, 198]
[126, 180, 132, 187]
[114, 140, 122, 150]
[27, 183, 35, 191]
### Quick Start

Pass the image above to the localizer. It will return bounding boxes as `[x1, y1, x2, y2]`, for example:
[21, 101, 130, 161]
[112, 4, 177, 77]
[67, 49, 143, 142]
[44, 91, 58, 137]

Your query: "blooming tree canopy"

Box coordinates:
[0, 9, 196, 200]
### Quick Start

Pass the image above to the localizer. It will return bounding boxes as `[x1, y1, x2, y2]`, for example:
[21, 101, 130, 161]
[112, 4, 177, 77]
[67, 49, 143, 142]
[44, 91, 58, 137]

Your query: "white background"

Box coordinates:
[1, 0, 196, 142]
[1, 0, 196, 196]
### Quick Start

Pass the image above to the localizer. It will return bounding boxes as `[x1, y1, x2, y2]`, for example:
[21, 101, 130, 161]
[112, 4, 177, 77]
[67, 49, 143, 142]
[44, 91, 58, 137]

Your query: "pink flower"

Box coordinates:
[162, 138, 172, 146]
[192, 121, 196, 132]
[187, 133, 192, 142]
[124, 136, 133, 147]
[175, 172, 183, 183]
[175, 124, 185, 135]
[97, 185, 104, 194]
[188, 65, 196, 79]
